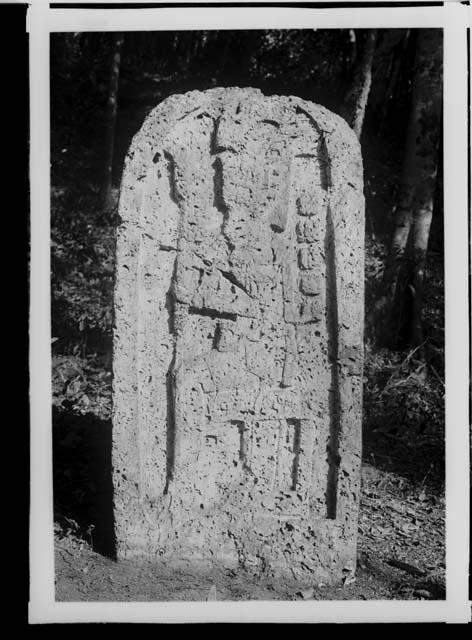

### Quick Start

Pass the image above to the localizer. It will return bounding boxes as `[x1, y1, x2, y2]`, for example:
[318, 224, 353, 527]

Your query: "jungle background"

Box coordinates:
[51, 28, 446, 601]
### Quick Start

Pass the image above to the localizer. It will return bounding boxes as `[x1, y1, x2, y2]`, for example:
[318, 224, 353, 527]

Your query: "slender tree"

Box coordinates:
[378, 30, 410, 131]
[100, 33, 124, 209]
[375, 29, 443, 348]
[342, 29, 378, 139]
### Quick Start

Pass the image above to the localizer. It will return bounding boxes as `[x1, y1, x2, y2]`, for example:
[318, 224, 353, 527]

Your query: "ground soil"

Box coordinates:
[54, 448, 445, 602]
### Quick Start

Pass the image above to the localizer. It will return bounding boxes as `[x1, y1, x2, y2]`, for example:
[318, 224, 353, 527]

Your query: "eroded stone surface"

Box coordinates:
[113, 88, 365, 583]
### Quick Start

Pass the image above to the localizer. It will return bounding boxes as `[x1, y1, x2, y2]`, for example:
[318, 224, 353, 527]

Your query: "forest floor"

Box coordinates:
[54, 458, 445, 602]
[51, 184, 445, 603]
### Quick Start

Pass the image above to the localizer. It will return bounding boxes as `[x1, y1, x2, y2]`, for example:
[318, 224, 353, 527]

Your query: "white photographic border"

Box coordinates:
[29, 0, 471, 624]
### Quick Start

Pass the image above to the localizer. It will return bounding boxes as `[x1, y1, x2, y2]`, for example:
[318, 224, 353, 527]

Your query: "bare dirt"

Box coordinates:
[54, 458, 445, 602]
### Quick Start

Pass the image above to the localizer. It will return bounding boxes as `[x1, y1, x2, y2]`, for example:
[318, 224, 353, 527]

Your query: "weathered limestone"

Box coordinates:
[113, 87, 365, 584]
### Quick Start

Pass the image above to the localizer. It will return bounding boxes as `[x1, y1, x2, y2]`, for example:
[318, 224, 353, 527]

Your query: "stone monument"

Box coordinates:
[113, 87, 365, 584]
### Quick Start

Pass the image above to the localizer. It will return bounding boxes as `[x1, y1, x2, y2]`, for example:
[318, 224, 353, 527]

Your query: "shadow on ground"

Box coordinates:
[362, 423, 444, 492]
[53, 406, 116, 558]
[361, 365, 445, 492]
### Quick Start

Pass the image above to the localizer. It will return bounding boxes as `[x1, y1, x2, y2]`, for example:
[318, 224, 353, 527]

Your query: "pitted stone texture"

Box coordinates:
[113, 87, 364, 584]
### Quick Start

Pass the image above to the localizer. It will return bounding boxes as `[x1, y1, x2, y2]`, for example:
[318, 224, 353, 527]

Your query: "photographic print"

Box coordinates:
[27, 0, 470, 624]
[50, 25, 446, 602]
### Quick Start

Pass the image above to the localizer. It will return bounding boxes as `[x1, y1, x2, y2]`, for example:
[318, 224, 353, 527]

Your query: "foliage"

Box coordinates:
[365, 347, 443, 432]
[51, 186, 115, 351]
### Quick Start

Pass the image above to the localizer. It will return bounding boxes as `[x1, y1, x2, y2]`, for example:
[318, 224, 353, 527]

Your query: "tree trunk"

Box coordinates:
[342, 29, 378, 139]
[376, 29, 443, 348]
[100, 33, 124, 209]
[378, 30, 410, 131]
[406, 121, 442, 345]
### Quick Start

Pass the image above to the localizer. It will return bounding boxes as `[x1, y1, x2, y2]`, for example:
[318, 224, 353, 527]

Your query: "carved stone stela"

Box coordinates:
[113, 88, 365, 582]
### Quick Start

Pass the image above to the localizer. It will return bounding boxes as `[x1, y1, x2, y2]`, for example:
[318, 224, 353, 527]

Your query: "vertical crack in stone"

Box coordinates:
[237, 421, 247, 466]
[213, 156, 234, 253]
[161, 142, 182, 497]
[233, 420, 253, 474]
[212, 322, 222, 350]
[317, 131, 332, 192]
[325, 204, 341, 519]
[163, 258, 178, 495]
[211, 117, 235, 254]
[162, 147, 181, 494]
[163, 150, 181, 205]
[210, 115, 221, 155]
[288, 418, 301, 490]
